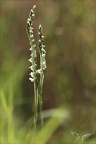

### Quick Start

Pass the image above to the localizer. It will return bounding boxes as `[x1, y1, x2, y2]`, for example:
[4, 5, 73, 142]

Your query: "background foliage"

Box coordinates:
[0, 0, 96, 143]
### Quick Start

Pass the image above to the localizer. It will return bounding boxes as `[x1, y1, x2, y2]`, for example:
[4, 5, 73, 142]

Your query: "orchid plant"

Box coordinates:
[26, 5, 46, 129]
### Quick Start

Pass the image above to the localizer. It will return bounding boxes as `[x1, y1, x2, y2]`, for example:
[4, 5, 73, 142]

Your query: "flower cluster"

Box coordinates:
[38, 25, 46, 73]
[26, 5, 36, 37]
[26, 5, 37, 82]
[26, 5, 46, 83]
[26, 5, 46, 127]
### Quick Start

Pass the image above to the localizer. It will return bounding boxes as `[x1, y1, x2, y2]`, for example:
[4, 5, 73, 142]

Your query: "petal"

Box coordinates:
[31, 51, 36, 58]
[29, 78, 34, 82]
[30, 34, 34, 38]
[36, 69, 42, 74]
[43, 61, 46, 69]
[28, 58, 32, 62]
[29, 47, 32, 51]
[29, 66, 33, 70]
[29, 65, 36, 70]
[42, 54, 45, 61]
[29, 72, 34, 77]
[32, 14, 35, 17]
[29, 30, 33, 33]
[42, 48, 46, 53]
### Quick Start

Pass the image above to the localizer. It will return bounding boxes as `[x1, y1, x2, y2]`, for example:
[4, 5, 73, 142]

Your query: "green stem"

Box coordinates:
[39, 55, 44, 126]
[33, 81, 38, 130]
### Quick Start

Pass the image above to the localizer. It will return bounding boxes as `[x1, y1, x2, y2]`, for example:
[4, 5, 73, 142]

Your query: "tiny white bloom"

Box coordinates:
[41, 36, 44, 39]
[42, 48, 46, 53]
[42, 53, 45, 62]
[29, 30, 33, 33]
[42, 45, 45, 49]
[30, 9, 34, 13]
[43, 61, 46, 69]
[32, 39, 35, 43]
[30, 34, 34, 38]
[28, 58, 32, 62]
[29, 65, 36, 70]
[33, 5, 36, 9]
[36, 69, 42, 74]
[29, 45, 36, 51]
[29, 78, 34, 82]
[29, 47, 32, 51]
[29, 66, 33, 70]
[39, 39, 41, 43]
[27, 18, 31, 21]
[32, 14, 35, 17]
[27, 18, 31, 23]
[30, 27, 33, 30]
[31, 51, 36, 58]
[29, 72, 35, 77]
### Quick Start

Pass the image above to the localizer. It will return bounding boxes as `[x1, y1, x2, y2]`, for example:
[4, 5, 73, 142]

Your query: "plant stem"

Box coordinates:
[39, 70, 44, 126]
[40, 53, 45, 126]
[38, 25, 46, 127]
[27, 6, 46, 129]
[33, 82, 38, 129]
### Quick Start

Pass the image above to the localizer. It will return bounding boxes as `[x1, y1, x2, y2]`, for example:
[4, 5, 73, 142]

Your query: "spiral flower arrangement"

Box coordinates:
[26, 5, 46, 129]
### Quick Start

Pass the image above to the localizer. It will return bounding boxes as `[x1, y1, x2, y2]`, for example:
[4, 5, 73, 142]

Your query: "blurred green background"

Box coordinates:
[0, 0, 96, 143]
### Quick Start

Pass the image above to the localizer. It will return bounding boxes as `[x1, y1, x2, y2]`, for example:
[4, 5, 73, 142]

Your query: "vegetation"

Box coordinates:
[0, 1, 96, 144]
[26, 5, 46, 128]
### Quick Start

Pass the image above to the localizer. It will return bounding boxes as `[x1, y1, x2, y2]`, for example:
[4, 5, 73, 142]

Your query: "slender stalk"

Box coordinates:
[26, 5, 46, 129]
[33, 81, 38, 129]
[38, 25, 46, 126]
[26, 5, 38, 129]
[39, 54, 44, 126]
[39, 72, 44, 126]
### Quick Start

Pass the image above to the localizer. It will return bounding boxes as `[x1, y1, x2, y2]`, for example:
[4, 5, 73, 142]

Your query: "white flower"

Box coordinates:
[29, 66, 33, 70]
[27, 18, 31, 23]
[43, 61, 46, 69]
[28, 58, 32, 62]
[29, 64, 36, 70]
[42, 45, 45, 49]
[28, 18, 31, 21]
[32, 14, 35, 17]
[29, 78, 34, 82]
[41, 36, 44, 39]
[29, 27, 33, 30]
[42, 53, 45, 62]
[33, 5, 36, 9]
[30, 9, 34, 13]
[29, 45, 36, 51]
[32, 39, 35, 43]
[29, 72, 35, 77]
[30, 34, 34, 38]
[31, 51, 36, 58]
[42, 48, 46, 53]
[36, 69, 42, 74]
[29, 29, 33, 33]
[29, 47, 32, 51]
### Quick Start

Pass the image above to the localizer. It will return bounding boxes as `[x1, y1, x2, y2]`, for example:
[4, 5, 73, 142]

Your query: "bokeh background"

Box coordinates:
[1, 0, 96, 143]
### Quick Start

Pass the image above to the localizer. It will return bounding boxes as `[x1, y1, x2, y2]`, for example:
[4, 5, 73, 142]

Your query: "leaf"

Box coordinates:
[71, 131, 81, 143]
[71, 131, 80, 139]
[82, 133, 95, 141]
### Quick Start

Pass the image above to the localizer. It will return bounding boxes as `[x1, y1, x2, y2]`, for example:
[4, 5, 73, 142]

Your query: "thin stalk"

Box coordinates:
[38, 25, 46, 127]
[33, 82, 37, 129]
[27, 6, 46, 129]
[39, 53, 44, 126]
